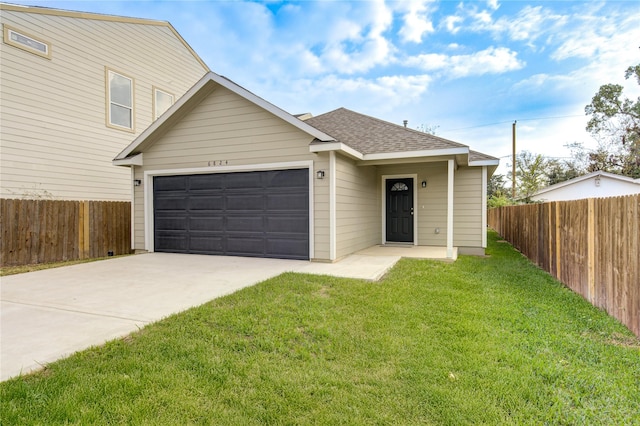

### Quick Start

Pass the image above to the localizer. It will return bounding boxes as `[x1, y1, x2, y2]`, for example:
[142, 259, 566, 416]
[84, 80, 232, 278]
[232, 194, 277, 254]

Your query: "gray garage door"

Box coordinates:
[153, 169, 309, 260]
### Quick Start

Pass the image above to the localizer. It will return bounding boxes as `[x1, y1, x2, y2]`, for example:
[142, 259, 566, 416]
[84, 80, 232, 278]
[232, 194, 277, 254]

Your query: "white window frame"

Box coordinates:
[105, 67, 135, 132]
[3, 24, 51, 59]
[152, 87, 174, 121]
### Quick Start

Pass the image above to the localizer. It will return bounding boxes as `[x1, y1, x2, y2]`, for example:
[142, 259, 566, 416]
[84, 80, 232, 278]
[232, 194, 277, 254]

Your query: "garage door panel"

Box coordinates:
[189, 174, 224, 190]
[189, 216, 224, 231]
[226, 194, 264, 211]
[155, 234, 188, 252]
[267, 169, 308, 188]
[266, 238, 309, 258]
[226, 237, 265, 256]
[224, 172, 263, 189]
[226, 216, 264, 232]
[155, 176, 188, 192]
[189, 235, 224, 253]
[154, 169, 309, 260]
[267, 216, 308, 233]
[189, 196, 224, 211]
[155, 216, 188, 231]
[266, 194, 308, 211]
[155, 197, 188, 211]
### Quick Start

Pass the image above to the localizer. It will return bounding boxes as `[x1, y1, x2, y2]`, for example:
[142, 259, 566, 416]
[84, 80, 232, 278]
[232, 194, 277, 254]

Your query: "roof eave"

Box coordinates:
[362, 147, 469, 161]
[113, 153, 143, 167]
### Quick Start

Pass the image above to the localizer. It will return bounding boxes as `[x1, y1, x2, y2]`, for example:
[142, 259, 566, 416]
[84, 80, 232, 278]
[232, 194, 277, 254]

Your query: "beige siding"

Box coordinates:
[453, 167, 483, 248]
[335, 155, 379, 258]
[133, 86, 331, 260]
[376, 162, 484, 249]
[0, 8, 207, 201]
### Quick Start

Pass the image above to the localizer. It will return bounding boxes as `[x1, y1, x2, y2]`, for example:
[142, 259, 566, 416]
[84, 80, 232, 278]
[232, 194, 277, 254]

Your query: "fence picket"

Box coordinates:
[488, 194, 640, 337]
[0, 199, 131, 267]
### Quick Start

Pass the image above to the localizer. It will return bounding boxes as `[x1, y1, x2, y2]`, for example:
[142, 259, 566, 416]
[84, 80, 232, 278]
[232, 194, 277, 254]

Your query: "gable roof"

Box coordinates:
[114, 74, 498, 171]
[534, 170, 640, 197]
[114, 72, 335, 162]
[0, 2, 209, 71]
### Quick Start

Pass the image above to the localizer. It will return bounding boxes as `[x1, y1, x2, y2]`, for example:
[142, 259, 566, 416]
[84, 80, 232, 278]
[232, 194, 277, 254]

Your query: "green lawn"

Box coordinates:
[1, 231, 638, 425]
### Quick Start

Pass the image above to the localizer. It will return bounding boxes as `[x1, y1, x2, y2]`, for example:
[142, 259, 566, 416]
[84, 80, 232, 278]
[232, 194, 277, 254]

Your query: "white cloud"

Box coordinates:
[443, 15, 463, 34]
[397, 0, 435, 43]
[445, 3, 566, 48]
[406, 46, 525, 78]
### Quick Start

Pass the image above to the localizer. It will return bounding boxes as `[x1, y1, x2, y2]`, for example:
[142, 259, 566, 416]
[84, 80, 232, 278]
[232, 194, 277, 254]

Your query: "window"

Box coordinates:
[153, 87, 174, 120]
[3, 25, 51, 59]
[106, 68, 134, 131]
[390, 182, 409, 191]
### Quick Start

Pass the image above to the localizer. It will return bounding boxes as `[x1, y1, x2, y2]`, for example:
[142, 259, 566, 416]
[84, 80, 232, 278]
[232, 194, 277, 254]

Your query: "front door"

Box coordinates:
[386, 178, 414, 243]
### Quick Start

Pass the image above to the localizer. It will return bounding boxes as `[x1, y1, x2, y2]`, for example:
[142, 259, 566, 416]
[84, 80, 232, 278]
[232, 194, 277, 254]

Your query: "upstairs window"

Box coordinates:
[153, 87, 174, 120]
[106, 68, 134, 131]
[3, 25, 51, 59]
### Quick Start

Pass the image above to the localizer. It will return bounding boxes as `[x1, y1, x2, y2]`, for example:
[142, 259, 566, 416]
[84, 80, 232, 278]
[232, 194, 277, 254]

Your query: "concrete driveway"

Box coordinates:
[1, 252, 400, 381]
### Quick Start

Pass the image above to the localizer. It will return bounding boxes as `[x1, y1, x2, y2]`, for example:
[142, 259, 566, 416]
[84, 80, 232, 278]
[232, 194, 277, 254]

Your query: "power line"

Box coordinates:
[442, 114, 585, 132]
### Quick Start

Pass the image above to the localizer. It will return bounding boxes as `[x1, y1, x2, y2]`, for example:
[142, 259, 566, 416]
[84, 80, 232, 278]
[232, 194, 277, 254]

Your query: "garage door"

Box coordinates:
[153, 169, 309, 260]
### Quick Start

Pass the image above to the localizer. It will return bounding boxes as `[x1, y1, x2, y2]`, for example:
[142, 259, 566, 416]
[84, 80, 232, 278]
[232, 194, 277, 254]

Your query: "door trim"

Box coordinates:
[381, 174, 418, 245]
[144, 161, 314, 258]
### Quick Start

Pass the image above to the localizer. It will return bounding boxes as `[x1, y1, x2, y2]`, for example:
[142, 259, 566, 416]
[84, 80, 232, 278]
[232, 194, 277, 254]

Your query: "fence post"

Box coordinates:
[587, 198, 595, 304]
[78, 201, 90, 259]
[555, 202, 561, 281]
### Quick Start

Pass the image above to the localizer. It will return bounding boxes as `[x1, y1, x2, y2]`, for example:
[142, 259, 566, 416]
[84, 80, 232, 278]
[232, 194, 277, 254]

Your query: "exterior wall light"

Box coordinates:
[421, 180, 427, 188]
[134, 179, 142, 186]
[594, 176, 601, 187]
[316, 170, 325, 179]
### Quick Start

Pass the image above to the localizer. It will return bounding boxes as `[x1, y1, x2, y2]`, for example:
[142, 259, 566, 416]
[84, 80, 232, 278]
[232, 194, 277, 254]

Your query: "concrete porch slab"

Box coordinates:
[355, 245, 458, 261]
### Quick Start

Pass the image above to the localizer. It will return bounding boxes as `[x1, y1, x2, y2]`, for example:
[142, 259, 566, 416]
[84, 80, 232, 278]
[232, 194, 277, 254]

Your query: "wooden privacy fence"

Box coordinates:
[488, 194, 639, 337]
[1, 199, 131, 267]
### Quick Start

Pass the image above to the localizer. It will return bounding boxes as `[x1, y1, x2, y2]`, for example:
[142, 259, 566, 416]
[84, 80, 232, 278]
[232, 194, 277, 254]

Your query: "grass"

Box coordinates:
[1, 231, 638, 424]
[0, 255, 131, 276]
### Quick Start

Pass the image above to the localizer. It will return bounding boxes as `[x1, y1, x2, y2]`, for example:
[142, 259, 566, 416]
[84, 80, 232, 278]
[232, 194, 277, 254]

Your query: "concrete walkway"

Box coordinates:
[1, 252, 402, 381]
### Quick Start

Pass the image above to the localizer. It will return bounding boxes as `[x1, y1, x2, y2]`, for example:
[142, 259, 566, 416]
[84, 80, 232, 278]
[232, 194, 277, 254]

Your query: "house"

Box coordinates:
[0, 3, 209, 201]
[114, 72, 499, 262]
[532, 171, 640, 202]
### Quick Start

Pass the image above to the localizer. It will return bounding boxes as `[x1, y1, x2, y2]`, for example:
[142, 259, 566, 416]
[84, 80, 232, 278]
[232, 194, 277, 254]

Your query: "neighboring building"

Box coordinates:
[114, 72, 499, 262]
[0, 3, 209, 201]
[532, 171, 640, 202]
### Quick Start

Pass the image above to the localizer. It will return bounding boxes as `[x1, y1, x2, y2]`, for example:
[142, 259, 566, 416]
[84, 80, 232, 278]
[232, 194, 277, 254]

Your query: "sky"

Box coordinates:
[9, 0, 640, 175]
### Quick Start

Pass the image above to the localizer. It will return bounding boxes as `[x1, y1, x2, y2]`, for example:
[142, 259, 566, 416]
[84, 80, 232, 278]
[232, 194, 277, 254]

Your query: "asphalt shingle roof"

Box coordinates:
[305, 108, 470, 155]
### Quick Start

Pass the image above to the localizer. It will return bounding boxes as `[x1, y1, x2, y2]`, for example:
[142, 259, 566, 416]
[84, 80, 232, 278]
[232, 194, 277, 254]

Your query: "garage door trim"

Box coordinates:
[143, 161, 315, 258]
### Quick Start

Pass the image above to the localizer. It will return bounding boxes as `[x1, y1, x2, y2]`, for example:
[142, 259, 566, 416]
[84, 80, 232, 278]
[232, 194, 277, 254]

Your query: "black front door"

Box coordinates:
[386, 178, 414, 243]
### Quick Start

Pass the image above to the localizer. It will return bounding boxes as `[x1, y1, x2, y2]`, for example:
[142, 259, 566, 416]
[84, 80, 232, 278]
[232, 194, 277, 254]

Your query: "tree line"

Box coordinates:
[489, 63, 640, 207]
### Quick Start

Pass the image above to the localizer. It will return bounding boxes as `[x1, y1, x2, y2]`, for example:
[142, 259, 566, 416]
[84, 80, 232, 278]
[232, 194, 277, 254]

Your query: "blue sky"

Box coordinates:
[11, 0, 640, 175]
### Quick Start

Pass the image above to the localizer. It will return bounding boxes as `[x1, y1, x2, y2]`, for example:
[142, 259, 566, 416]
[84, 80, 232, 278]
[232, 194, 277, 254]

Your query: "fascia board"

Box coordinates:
[113, 153, 143, 166]
[469, 159, 500, 167]
[362, 147, 469, 161]
[309, 142, 363, 160]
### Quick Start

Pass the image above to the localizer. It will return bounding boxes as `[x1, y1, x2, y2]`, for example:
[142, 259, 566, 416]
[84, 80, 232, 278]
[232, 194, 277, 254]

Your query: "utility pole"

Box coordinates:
[512, 120, 517, 199]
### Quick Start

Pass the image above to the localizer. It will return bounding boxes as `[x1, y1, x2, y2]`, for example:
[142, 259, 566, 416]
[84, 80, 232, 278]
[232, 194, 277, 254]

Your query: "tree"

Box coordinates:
[585, 63, 640, 178]
[546, 157, 583, 186]
[487, 173, 513, 208]
[416, 124, 439, 135]
[515, 151, 548, 202]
